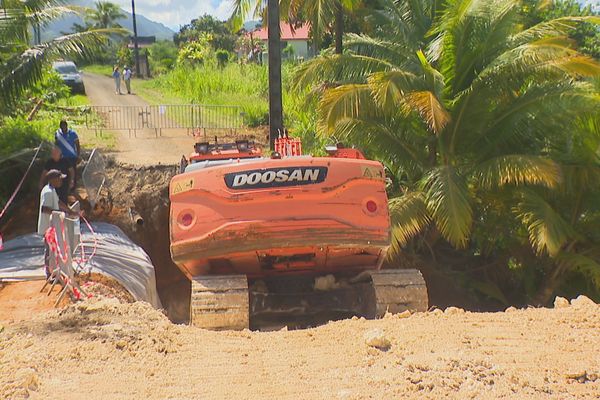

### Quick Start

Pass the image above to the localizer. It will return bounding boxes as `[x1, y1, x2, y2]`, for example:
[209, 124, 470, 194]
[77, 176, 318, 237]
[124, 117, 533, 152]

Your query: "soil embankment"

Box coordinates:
[1, 296, 599, 399]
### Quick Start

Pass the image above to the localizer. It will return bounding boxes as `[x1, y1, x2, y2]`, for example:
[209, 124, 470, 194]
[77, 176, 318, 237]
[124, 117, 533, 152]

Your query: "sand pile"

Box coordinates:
[1, 296, 599, 399]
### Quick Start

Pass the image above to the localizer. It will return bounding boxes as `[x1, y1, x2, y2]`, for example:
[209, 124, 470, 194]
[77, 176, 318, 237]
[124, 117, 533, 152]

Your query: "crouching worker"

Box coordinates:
[38, 169, 80, 278]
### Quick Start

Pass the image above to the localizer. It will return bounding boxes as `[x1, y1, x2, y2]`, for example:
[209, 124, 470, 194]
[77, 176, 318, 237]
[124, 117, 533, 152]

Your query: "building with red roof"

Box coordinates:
[245, 22, 314, 60]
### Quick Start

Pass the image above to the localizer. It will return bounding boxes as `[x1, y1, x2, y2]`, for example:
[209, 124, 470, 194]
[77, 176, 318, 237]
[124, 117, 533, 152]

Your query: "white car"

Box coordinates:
[52, 61, 85, 94]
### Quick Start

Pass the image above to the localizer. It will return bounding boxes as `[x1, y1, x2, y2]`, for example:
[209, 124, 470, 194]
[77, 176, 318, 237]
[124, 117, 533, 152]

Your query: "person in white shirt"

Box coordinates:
[123, 66, 132, 94]
[39, 170, 80, 276]
[38, 170, 79, 234]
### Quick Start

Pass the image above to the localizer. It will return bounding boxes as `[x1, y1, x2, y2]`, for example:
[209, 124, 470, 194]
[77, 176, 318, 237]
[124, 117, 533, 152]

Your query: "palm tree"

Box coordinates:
[232, 0, 360, 54]
[287, 0, 361, 53]
[85, 1, 126, 29]
[0, 0, 126, 109]
[294, 0, 600, 304]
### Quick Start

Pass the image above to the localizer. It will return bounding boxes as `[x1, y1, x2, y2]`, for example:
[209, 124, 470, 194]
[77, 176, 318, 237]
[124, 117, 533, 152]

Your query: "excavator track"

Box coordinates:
[368, 269, 428, 317]
[190, 275, 249, 330]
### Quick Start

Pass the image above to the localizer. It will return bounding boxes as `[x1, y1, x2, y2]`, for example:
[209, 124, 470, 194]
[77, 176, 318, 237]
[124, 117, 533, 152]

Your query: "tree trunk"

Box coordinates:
[532, 266, 562, 306]
[267, 0, 284, 149]
[334, 1, 344, 54]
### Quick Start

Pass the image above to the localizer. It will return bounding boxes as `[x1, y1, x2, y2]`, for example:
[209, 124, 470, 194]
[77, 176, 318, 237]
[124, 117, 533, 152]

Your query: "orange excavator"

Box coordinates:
[169, 136, 428, 329]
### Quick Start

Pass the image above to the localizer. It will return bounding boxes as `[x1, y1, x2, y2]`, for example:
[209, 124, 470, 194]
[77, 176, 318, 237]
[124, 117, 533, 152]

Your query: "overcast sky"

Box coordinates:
[111, 0, 234, 30]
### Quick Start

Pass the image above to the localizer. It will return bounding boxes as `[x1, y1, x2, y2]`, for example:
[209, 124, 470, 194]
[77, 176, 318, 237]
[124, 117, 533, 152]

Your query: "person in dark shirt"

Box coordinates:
[55, 120, 80, 186]
[39, 145, 74, 204]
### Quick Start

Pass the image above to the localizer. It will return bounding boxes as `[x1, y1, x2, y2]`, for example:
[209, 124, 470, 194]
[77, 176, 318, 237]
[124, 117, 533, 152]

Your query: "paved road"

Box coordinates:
[83, 72, 192, 165]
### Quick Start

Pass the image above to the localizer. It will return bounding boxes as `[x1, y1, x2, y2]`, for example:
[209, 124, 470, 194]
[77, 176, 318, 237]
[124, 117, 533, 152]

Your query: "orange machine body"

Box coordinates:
[169, 153, 390, 280]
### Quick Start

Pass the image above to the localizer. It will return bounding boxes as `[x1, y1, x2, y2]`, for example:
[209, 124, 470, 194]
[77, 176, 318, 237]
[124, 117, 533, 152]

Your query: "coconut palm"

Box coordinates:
[294, 0, 600, 304]
[287, 0, 361, 53]
[85, 1, 125, 29]
[0, 0, 125, 109]
[231, 0, 360, 54]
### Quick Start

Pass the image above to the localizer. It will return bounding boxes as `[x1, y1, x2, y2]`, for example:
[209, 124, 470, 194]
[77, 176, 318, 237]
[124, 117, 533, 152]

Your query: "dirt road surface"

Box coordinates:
[1, 295, 599, 399]
[83, 73, 193, 165]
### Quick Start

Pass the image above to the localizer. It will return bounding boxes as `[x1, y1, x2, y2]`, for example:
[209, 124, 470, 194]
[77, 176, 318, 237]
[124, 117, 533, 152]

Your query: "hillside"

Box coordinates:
[41, 0, 174, 41]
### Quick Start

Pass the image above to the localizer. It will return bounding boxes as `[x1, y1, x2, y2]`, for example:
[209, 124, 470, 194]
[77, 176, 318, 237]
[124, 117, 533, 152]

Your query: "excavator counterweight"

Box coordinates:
[170, 139, 428, 329]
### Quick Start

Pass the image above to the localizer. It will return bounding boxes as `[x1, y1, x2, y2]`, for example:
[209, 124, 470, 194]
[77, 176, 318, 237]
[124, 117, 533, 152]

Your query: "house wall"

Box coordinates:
[256, 39, 314, 61]
[284, 40, 311, 60]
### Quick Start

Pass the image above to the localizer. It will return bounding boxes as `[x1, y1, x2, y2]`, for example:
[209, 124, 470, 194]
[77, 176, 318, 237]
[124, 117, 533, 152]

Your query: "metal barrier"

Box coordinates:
[82, 104, 244, 137]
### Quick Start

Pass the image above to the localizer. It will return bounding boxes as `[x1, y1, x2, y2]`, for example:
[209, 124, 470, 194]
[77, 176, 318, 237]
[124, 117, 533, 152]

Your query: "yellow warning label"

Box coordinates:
[172, 178, 194, 195]
[361, 166, 384, 180]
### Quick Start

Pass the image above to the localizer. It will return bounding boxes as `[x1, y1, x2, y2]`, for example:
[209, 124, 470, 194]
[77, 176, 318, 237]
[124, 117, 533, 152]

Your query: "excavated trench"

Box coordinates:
[98, 161, 191, 323]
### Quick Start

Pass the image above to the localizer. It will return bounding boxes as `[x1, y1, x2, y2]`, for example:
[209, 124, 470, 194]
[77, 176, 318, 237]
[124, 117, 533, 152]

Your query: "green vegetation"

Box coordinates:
[174, 14, 237, 53]
[0, 0, 120, 111]
[148, 41, 178, 74]
[0, 0, 119, 207]
[135, 62, 321, 148]
[294, 0, 600, 305]
[83, 64, 114, 77]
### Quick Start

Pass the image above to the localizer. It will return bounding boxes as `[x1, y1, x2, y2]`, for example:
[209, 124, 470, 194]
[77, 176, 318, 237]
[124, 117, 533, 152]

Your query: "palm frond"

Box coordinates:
[343, 33, 413, 66]
[1, 28, 125, 107]
[318, 84, 379, 131]
[473, 155, 562, 189]
[229, 0, 261, 31]
[511, 16, 600, 47]
[367, 70, 424, 107]
[514, 189, 575, 256]
[421, 165, 472, 248]
[389, 191, 431, 251]
[402, 90, 450, 135]
[555, 251, 600, 288]
[330, 117, 428, 176]
[293, 53, 394, 90]
[478, 38, 600, 82]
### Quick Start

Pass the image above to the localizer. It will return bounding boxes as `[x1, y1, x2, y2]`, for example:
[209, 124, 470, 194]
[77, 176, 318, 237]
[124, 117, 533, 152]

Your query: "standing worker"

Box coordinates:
[38, 170, 80, 277]
[55, 120, 80, 189]
[112, 65, 121, 95]
[40, 145, 74, 205]
[123, 65, 132, 94]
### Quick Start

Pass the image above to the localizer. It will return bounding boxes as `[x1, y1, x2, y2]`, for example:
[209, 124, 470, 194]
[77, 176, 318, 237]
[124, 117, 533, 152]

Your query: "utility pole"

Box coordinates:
[131, 0, 140, 75]
[267, 0, 283, 149]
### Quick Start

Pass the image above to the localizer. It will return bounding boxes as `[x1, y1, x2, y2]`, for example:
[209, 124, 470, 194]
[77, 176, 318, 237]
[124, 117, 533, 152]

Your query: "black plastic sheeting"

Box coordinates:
[0, 222, 161, 309]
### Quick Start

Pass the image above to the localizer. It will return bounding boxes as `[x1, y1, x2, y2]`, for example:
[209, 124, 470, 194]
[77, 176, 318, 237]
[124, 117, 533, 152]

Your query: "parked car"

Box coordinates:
[52, 61, 85, 94]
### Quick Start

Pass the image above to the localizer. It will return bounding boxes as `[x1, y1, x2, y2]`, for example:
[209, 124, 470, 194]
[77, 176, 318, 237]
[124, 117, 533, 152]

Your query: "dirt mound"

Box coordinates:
[1, 297, 599, 399]
[0, 275, 134, 325]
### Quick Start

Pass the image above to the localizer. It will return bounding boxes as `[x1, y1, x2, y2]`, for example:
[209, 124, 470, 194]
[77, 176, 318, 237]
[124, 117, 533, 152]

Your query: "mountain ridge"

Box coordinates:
[42, 0, 175, 41]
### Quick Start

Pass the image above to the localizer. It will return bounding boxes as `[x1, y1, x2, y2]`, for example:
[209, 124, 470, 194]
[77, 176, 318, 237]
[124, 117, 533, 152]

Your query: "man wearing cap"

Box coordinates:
[38, 170, 79, 236]
[55, 120, 80, 188]
[38, 170, 79, 277]
[39, 145, 74, 205]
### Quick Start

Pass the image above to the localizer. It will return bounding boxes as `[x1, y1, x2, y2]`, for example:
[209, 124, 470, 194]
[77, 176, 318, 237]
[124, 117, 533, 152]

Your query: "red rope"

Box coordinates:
[0, 144, 42, 221]
[0, 144, 42, 251]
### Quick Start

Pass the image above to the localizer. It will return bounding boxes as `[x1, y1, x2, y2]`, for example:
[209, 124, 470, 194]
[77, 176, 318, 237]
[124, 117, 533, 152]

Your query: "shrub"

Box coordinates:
[0, 117, 56, 204]
[177, 34, 213, 66]
[215, 49, 230, 69]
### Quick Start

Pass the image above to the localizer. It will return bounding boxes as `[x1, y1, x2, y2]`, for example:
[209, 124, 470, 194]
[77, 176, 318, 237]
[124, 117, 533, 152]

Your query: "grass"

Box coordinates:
[48, 92, 117, 150]
[56, 94, 90, 107]
[133, 62, 324, 152]
[82, 64, 113, 77]
[77, 129, 117, 150]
